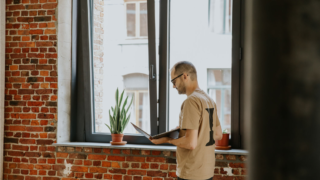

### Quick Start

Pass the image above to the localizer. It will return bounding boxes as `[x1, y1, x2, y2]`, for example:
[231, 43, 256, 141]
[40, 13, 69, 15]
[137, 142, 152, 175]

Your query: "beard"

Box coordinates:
[177, 83, 186, 94]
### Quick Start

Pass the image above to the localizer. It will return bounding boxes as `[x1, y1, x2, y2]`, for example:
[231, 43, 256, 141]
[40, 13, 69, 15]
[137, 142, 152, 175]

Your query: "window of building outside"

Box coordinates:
[208, 0, 233, 34]
[207, 69, 231, 133]
[126, 0, 148, 38]
[91, 0, 234, 142]
[92, 0, 157, 138]
[168, 0, 233, 132]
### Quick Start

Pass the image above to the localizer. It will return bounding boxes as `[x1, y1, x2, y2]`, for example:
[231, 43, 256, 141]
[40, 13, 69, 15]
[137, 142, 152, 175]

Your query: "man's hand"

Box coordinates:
[149, 137, 172, 145]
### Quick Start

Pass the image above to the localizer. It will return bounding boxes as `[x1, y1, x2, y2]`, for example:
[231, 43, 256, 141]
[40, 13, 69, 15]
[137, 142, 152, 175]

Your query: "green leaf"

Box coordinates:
[115, 88, 119, 106]
[126, 97, 133, 114]
[105, 123, 112, 133]
[109, 110, 115, 133]
[118, 90, 125, 108]
[124, 113, 131, 130]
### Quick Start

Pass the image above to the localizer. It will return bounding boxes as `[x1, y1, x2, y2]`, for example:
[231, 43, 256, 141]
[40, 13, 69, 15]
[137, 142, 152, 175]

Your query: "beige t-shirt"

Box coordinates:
[176, 89, 220, 180]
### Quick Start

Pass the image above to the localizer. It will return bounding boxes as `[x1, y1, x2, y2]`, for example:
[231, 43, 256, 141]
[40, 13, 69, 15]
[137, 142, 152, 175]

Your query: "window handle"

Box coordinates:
[150, 65, 156, 80]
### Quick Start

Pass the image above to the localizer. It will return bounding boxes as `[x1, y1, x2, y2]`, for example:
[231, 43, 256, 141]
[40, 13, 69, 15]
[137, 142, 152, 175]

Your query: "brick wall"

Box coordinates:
[3, 1, 247, 180]
[93, 0, 105, 132]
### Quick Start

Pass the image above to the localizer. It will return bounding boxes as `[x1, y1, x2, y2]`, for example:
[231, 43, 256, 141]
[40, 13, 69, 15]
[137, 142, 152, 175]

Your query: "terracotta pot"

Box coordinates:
[111, 134, 124, 142]
[216, 133, 229, 146]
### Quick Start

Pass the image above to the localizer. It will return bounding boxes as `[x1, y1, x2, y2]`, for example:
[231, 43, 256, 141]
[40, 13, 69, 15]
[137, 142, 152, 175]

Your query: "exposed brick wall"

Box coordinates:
[3, 1, 247, 180]
[93, 0, 105, 132]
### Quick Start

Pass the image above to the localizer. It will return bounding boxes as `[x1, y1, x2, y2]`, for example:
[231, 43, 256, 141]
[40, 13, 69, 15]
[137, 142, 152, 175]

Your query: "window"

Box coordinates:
[208, 0, 233, 34]
[207, 69, 231, 133]
[126, 0, 148, 38]
[72, 0, 243, 148]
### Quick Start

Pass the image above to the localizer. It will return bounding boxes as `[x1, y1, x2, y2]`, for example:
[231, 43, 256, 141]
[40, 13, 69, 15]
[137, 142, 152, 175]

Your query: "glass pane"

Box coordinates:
[140, 3, 148, 37]
[92, 1, 153, 134]
[168, 0, 233, 131]
[127, 3, 136, 37]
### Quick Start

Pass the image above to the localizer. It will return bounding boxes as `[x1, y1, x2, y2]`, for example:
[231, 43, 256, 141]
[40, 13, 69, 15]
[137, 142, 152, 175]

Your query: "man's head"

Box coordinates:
[170, 61, 198, 94]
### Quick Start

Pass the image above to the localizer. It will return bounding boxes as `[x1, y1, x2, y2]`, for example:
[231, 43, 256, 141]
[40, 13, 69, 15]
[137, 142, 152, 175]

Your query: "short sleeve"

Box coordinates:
[180, 98, 201, 130]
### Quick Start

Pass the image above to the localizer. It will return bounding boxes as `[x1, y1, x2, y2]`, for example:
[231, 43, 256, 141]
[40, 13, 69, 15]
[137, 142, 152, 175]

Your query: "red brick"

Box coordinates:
[26, 127, 43, 132]
[102, 161, 111, 167]
[8, 151, 25, 157]
[141, 163, 149, 169]
[109, 169, 126, 174]
[146, 157, 165, 163]
[45, 29, 56, 34]
[128, 170, 147, 176]
[160, 164, 168, 170]
[150, 163, 159, 169]
[36, 139, 53, 145]
[12, 145, 29, 151]
[151, 151, 161, 155]
[26, 152, 41, 157]
[126, 156, 145, 162]
[88, 154, 106, 160]
[36, 42, 53, 47]
[18, 163, 34, 169]
[9, 126, 26, 131]
[35, 164, 51, 169]
[17, 17, 34, 23]
[18, 89, 34, 94]
[26, 4, 41, 9]
[19, 42, 35, 47]
[102, 148, 111, 154]
[42, 3, 57, 9]
[71, 166, 88, 172]
[107, 156, 125, 161]
[89, 167, 108, 173]
[20, 114, 36, 119]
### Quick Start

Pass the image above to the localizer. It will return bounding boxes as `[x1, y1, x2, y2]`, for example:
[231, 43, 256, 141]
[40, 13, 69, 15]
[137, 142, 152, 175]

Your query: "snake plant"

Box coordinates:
[105, 88, 133, 134]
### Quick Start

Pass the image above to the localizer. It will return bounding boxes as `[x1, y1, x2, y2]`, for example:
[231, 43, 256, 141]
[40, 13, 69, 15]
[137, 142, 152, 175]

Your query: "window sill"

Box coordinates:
[53, 142, 248, 155]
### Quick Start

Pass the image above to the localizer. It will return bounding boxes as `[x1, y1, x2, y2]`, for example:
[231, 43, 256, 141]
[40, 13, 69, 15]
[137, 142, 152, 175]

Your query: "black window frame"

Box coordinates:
[71, 0, 245, 149]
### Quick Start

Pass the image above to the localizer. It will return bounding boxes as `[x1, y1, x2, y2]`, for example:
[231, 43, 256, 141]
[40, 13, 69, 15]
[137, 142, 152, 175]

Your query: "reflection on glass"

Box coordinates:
[93, 1, 152, 134]
[208, 69, 231, 133]
[140, 3, 148, 37]
[127, 3, 136, 37]
[168, 0, 232, 131]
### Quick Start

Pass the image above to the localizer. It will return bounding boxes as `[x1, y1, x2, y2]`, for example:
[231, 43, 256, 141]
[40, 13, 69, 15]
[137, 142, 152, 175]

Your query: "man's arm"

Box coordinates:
[149, 129, 198, 150]
[215, 125, 222, 141]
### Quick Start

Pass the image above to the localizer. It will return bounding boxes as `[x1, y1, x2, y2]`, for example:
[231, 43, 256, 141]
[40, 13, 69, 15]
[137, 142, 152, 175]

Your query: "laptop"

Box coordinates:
[131, 122, 180, 139]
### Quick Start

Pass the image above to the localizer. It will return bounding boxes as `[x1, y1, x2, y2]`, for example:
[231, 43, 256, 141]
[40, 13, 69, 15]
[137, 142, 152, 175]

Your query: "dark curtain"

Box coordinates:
[70, 0, 94, 142]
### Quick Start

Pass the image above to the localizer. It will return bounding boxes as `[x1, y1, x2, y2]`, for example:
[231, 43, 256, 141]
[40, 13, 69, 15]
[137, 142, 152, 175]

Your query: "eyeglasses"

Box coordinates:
[171, 73, 183, 86]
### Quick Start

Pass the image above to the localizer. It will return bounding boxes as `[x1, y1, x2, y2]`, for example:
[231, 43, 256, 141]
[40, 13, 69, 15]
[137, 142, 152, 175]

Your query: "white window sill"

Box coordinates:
[53, 142, 248, 155]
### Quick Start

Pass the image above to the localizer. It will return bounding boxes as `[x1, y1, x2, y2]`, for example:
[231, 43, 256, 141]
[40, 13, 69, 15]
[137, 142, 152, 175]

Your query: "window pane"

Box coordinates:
[168, 0, 232, 131]
[207, 69, 231, 133]
[127, 3, 136, 37]
[140, 3, 148, 37]
[93, 1, 152, 134]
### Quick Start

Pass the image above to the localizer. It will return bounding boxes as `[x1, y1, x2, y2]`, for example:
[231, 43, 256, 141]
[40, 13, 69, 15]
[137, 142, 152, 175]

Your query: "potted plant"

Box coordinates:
[105, 88, 133, 145]
[215, 129, 231, 150]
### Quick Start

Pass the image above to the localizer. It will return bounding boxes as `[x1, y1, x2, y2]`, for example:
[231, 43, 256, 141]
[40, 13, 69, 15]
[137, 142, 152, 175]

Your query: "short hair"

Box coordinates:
[172, 61, 197, 81]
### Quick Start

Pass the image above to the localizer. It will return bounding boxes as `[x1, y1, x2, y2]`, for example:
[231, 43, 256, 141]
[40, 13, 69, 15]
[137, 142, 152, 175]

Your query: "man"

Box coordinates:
[150, 61, 222, 180]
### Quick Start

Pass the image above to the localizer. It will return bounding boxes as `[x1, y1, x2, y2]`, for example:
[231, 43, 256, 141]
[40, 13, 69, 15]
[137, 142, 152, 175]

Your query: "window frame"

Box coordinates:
[71, 0, 158, 144]
[157, 0, 244, 149]
[72, 0, 244, 149]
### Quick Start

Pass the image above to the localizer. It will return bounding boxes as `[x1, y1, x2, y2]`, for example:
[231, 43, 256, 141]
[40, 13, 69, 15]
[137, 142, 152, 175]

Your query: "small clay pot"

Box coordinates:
[111, 134, 124, 142]
[216, 133, 229, 146]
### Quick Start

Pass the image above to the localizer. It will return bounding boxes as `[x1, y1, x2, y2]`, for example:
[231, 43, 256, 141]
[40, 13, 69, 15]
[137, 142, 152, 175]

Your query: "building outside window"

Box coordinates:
[207, 69, 231, 133]
[125, 0, 148, 38]
[81, 0, 242, 146]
